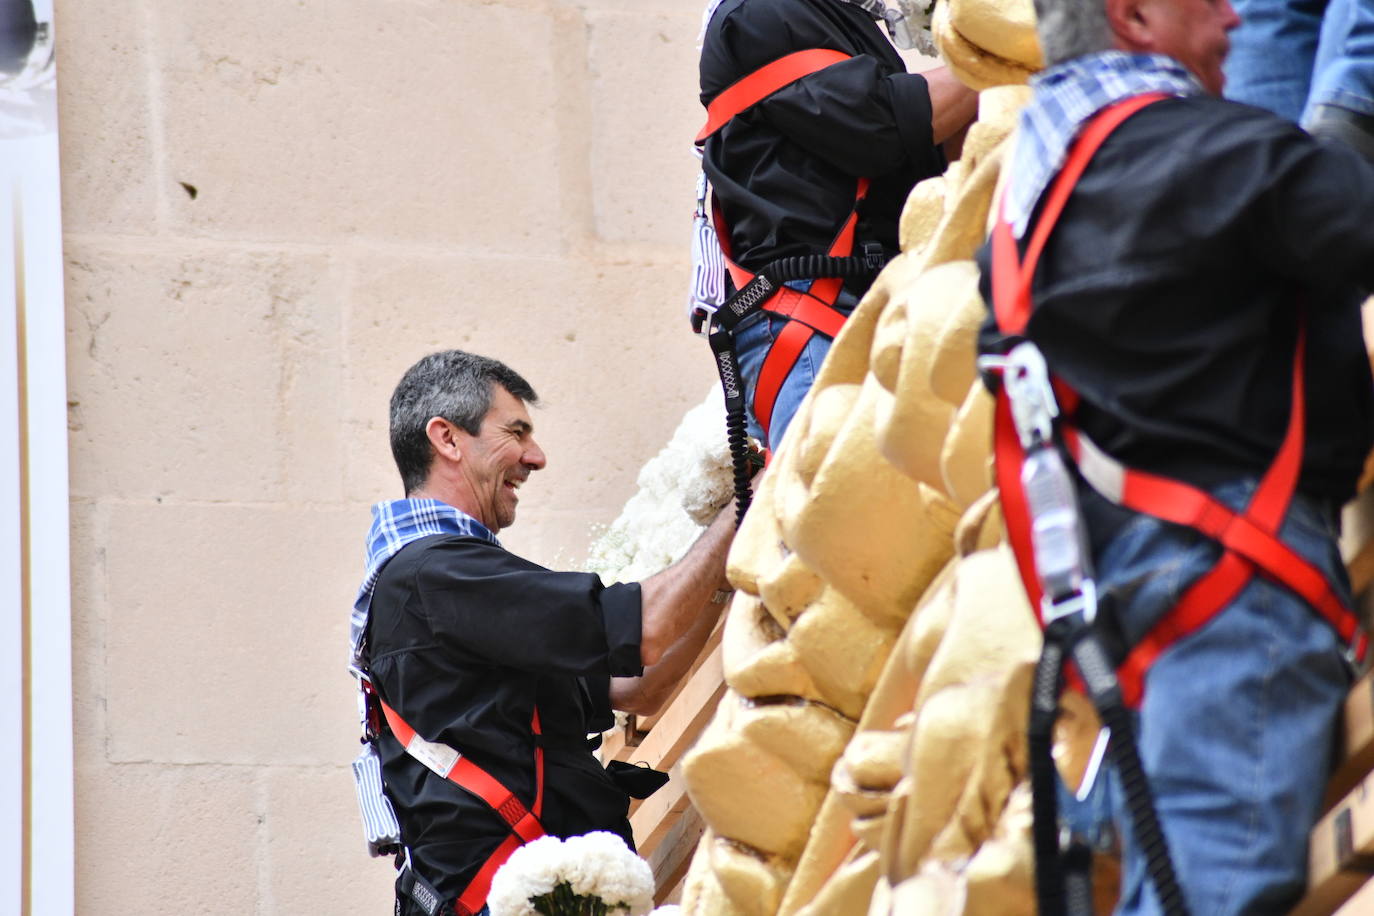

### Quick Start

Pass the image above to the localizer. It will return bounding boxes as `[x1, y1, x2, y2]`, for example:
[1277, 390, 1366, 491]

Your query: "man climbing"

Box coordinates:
[349, 351, 735, 915]
[976, 0, 1374, 908]
[696, 0, 977, 451]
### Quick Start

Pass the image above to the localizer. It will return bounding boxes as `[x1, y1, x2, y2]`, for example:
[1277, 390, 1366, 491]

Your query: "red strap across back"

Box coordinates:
[990, 93, 1364, 707]
[695, 48, 851, 143]
[379, 699, 545, 915]
[696, 47, 868, 440]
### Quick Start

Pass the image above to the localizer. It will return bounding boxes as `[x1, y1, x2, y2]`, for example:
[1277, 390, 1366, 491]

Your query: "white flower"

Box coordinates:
[559, 831, 655, 915]
[488, 831, 655, 916]
[586, 390, 734, 585]
[488, 834, 567, 916]
[649, 906, 682, 916]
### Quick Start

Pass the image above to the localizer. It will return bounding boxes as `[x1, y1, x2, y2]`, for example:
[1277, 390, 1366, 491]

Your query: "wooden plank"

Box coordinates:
[1342, 484, 1374, 594]
[1335, 875, 1374, 913]
[1300, 770, 1374, 915]
[637, 620, 725, 732]
[621, 643, 726, 773]
[659, 874, 688, 908]
[631, 763, 691, 858]
[1327, 670, 1374, 812]
[1348, 536, 1374, 598]
[598, 718, 639, 764]
[648, 804, 706, 904]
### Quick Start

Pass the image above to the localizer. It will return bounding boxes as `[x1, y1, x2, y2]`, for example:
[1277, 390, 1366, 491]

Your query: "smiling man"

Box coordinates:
[351, 351, 735, 916]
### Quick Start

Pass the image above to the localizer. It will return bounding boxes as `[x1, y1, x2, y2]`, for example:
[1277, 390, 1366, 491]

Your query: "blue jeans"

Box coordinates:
[732, 284, 858, 451]
[1061, 478, 1353, 914]
[1227, 0, 1374, 122]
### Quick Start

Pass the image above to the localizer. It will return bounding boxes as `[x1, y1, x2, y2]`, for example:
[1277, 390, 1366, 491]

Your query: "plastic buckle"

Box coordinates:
[861, 240, 887, 272]
[691, 302, 718, 338]
[1041, 579, 1098, 627]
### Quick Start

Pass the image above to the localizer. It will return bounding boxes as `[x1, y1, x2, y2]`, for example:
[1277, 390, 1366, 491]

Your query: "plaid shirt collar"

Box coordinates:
[1006, 51, 1202, 238]
[349, 498, 499, 666]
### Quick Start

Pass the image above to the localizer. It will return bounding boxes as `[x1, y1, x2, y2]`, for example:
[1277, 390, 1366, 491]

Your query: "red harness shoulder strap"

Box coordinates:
[378, 698, 545, 916]
[696, 49, 871, 441]
[990, 92, 1365, 707]
[992, 92, 1167, 623]
[696, 48, 851, 143]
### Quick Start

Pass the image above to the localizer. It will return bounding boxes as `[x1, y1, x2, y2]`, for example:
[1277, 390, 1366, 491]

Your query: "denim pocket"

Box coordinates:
[1096, 512, 1221, 647]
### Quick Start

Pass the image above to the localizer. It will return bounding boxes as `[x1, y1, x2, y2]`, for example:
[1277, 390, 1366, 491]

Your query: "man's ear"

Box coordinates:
[424, 417, 464, 464]
[1106, 0, 1153, 51]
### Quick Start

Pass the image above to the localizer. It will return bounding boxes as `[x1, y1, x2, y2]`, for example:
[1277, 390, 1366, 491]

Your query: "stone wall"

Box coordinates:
[56, 1, 715, 912]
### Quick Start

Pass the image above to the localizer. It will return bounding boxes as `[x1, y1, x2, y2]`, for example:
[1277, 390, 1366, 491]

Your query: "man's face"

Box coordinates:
[457, 386, 546, 533]
[1140, 0, 1240, 94]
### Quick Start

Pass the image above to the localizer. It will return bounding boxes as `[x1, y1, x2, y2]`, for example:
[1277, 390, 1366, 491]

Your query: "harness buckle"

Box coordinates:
[1041, 578, 1098, 627]
[691, 302, 719, 338]
[861, 240, 887, 272]
[350, 664, 382, 740]
[1000, 341, 1061, 449]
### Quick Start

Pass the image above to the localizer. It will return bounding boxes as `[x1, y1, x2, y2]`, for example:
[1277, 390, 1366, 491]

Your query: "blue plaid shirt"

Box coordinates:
[349, 499, 499, 668]
[1007, 51, 1202, 238]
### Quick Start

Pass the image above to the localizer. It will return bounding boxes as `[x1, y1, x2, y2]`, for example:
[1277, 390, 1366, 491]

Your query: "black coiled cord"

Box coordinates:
[725, 399, 753, 528]
[1059, 630, 1190, 916]
[1030, 621, 1190, 916]
[1030, 636, 1070, 915]
[706, 249, 886, 528]
[761, 254, 884, 285]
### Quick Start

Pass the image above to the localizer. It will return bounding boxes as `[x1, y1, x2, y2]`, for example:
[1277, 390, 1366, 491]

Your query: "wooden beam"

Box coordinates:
[599, 718, 638, 764]
[631, 763, 691, 858]
[1349, 535, 1374, 597]
[621, 643, 726, 774]
[648, 804, 705, 904]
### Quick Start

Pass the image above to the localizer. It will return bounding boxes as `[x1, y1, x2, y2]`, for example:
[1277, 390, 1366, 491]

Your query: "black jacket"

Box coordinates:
[367, 534, 644, 906]
[978, 95, 1374, 503]
[699, 0, 945, 282]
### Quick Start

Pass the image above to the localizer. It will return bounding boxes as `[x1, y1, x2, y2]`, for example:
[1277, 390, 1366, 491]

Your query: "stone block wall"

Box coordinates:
[57, 1, 715, 912]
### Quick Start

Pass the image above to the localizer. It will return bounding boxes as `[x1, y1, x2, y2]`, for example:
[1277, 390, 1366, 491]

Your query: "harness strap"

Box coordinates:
[989, 91, 1360, 916]
[695, 48, 851, 143]
[991, 92, 1363, 705]
[991, 92, 1166, 336]
[376, 697, 545, 915]
[750, 181, 869, 437]
[992, 95, 1170, 630]
[695, 47, 874, 443]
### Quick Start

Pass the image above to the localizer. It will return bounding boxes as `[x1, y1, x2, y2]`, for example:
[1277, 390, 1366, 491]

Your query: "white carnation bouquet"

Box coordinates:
[487, 831, 659, 916]
[585, 390, 735, 585]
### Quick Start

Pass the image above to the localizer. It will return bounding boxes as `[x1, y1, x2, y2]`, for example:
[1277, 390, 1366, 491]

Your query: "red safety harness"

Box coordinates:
[361, 679, 545, 916]
[695, 48, 871, 440]
[990, 92, 1367, 707]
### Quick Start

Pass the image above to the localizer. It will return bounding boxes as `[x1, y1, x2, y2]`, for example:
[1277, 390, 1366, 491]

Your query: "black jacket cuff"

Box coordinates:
[601, 582, 645, 677]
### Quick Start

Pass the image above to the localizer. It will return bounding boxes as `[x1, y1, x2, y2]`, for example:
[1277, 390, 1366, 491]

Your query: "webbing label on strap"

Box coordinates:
[406, 734, 460, 779]
[410, 879, 441, 916]
[728, 276, 774, 317]
[715, 350, 742, 401]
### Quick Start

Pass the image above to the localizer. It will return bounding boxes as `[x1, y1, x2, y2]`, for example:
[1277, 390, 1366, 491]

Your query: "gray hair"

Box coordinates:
[1033, 0, 1114, 66]
[388, 350, 538, 494]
